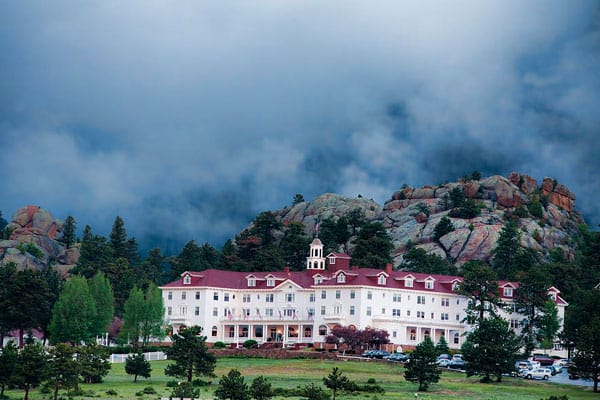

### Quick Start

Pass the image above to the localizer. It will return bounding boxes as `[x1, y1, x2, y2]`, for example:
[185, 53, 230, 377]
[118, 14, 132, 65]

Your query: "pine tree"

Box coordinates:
[459, 261, 502, 324]
[351, 222, 393, 269]
[60, 215, 77, 248]
[491, 221, 521, 279]
[434, 335, 449, 356]
[110, 216, 128, 259]
[250, 376, 273, 400]
[14, 343, 49, 400]
[165, 326, 216, 382]
[0, 340, 18, 397]
[77, 343, 111, 383]
[403, 336, 440, 391]
[47, 343, 80, 400]
[125, 352, 152, 382]
[323, 367, 350, 400]
[434, 216, 455, 241]
[215, 369, 250, 400]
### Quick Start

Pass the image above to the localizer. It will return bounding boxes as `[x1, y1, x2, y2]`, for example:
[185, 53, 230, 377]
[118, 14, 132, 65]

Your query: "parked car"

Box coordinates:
[437, 358, 452, 367]
[451, 354, 463, 361]
[524, 368, 552, 380]
[385, 352, 409, 362]
[437, 353, 451, 360]
[549, 364, 562, 375]
[532, 354, 555, 366]
[370, 350, 390, 359]
[361, 350, 376, 358]
[448, 359, 467, 370]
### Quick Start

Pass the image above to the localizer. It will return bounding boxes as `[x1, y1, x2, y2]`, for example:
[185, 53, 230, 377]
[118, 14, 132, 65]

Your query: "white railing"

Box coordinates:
[110, 351, 167, 363]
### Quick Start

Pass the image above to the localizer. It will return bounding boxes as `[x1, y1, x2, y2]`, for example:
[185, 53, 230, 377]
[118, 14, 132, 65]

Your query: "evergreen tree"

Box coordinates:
[0, 340, 18, 397]
[403, 336, 440, 391]
[491, 221, 521, 279]
[165, 326, 216, 383]
[250, 211, 282, 246]
[38, 267, 65, 345]
[351, 222, 393, 269]
[14, 342, 49, 400]
[77, 343, 111, 383]
[110, 216, 128, 259]
[249, 376, 273, 400]
[88, 272, 115, 337]
[279, 222, 311, 270]
[141, 247, 167, 286]
[103, 257, 135, 317]
[72, 229, 113, 279]
[400, 248, 457, 275]
[59, 215, 77, 248]
[514, 267, 553, 356]
[433, 216, 455, 241]
[563, 289, 600, 357]
[462, 316, 522, 382]
[47, 343, 80, 400]
[434, 335, 449, 356]
[215, 369, 250, 400]
[538, 300, 561, 351]
[572, 318, 600, 392]
[345, 208, 366, 236]
[0, 211, 7, 233]
[292, 193, 305, 205]
[49, 276, 97, 345]
[298, 383, 331, 400]
[125, 352, 152, 382]
[459, 261, 502, 324]
[323, 367, 350, 400]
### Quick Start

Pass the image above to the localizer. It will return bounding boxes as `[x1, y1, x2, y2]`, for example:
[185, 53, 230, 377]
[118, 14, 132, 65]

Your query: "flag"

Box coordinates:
[315, 217, 320, 237]
[292, 310, 297, 320]
[256, 308, 262, 320]
[227, 309, 232, 321]
[278, 309, 282, 319]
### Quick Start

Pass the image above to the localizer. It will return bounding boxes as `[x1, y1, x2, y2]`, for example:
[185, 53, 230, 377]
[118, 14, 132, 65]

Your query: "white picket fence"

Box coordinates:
[110, 351, 167, 363]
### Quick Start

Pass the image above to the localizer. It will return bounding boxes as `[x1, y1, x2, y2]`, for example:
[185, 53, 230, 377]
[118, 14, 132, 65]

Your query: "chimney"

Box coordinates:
[283, 266, 290, 275]
[386, 263, 393, 274]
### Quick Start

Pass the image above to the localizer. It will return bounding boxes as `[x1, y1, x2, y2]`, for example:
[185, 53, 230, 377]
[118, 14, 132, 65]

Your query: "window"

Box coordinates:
[304, 327, 312, 337]
[337, 274, 346, 283]
[243, 308, 250, 318]
[393, 293, 401, 302]
[407, 310, 411, 316]
[319, 325, 328, 336]
[510, 319, 519, 328]
[334, 306, 341, 315]
[367, 291, 372, 300]
[424, 330, 430, 338]
[431, 312, 434, 319]
[453, 332, 460, 344]
[286, 293, 295, 302]
[228, 326, 235, 338]
[452, 281, 460, 291]
[212, 307, 218, 317]
[503, 287, 513, 297]
[224, 308, 229, 317]
[213, 292, 219, 301]
[321, 290, 327, 299]
[425, 280, 434, 289]
[393, 331, 397, 338]
[378, 275, 387, 285]
[265, 308, 273, 317]
[456, 314, 460, 321]
[195, 307, 200, 316]
[314, 276, 323, 284]
[243, 294, 251, 303]
[224, 292, 230, 302]
[284, 309, 294, 317]
[350, 306, 355, 315]
[410, 329, 416, 340]
[240, 327, 249, 337]
[167, 307, 172, 316]
[329, 256, 336, 264]
[195, 291, 200, 300]
[405, 278, 414, 288]
[350, 290, 356, 299]
[180, 306, 187, 315]
[309, 293, 315, 302]
[265, 294, 274, 302]
[181, 292, 187, 300]
[320, 306, 326, 315]
[211, 326, 218, 337]
[167, 291, 172, 300]
[183, 275, 191, 285]
[267, 278, 275, 287]
[441, 297, 449, 307]
[393, 309, 401, 317]
[366, 306, 372, 316]
[417, 295, 425, 304]
[248, 278, 256, 287]
[417, 311, 425, 319]
[441, 313, 449, 320]
[335, 290, 341, 299]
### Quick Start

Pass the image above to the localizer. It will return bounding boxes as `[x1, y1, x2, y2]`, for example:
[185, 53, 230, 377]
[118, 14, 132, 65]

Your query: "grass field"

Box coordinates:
[4, 356, 598, 400]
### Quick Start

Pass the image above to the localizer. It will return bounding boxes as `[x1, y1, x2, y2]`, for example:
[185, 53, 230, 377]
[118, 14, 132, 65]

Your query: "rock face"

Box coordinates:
[0, 205, 80, 271]
[271, 173, 584, 267]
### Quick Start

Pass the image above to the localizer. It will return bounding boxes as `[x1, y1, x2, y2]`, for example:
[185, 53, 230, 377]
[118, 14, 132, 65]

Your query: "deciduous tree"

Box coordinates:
[49, 276, 97, 345]
[88, 272, 115, 337]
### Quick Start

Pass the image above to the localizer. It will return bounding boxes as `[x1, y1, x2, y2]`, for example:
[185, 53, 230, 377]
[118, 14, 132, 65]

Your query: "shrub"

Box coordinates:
[171, 382, 199, 399]
[527, 200, 544, 219]
[513, 204, 529, 218]
[243, 339, 258, 349]
[142, 386, 156, 394]
[213, 341, 227, 349]
[106, 389, 118, 396]
[416, 203, 430, 217]
[16, 242, 43, 258]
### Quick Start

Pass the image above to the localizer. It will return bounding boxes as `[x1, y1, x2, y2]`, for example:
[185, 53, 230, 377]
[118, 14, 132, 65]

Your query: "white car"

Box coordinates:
[437, 358, 451, 367]
[524, 368, 552, 380]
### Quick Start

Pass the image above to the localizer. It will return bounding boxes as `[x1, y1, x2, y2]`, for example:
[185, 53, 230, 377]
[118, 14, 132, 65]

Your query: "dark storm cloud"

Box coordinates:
[1, 1, 599, 253]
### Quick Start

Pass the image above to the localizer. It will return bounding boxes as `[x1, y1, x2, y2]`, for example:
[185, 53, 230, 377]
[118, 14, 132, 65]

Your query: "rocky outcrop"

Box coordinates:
[0, 205, 80, 271]
[272, 173, 584, 267]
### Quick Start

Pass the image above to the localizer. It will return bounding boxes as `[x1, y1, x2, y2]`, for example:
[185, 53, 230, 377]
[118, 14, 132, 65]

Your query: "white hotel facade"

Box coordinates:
[160, 239, 567, 354]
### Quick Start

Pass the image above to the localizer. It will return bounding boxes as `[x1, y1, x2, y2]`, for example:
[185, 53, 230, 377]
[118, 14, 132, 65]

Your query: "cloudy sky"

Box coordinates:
[1, 1, 599, 254]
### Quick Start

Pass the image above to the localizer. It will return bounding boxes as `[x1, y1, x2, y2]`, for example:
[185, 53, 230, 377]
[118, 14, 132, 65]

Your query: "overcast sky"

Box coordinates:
[1, 1, 599, 254]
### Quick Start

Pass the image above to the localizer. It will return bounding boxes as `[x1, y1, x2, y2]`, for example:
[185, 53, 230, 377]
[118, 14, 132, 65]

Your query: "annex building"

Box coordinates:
[160, 238, 567, 354]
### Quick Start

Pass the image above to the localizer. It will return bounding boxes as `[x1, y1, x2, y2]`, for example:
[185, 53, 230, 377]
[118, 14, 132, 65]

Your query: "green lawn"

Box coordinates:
[4, 356, 598, 400]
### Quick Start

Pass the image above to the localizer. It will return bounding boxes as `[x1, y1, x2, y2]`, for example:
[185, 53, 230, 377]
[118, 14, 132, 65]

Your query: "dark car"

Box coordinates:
[370, 350, 390, 359]
[532, 355, 555, 366]
[448, 359, 467, 370]
[385, 352, 409, 362]
[361, 350, 376, 358]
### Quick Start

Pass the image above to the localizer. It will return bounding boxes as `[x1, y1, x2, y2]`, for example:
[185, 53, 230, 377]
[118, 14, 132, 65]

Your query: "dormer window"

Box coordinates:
[452, 281, 460, 291]
[425, 280, 434, 289]
[405, 278, 414, 288]
[378, 275, 387, 285]
[314, 276, 323, 285]
[503, 287, 513, 297]
[248, 278, 256, 287]
[337, 274, 346, 283]
[183, 275, 191, 285]
[329, 257, 336, 264]
[549, 291, 557, 301]
[267, 278, 275, 287]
